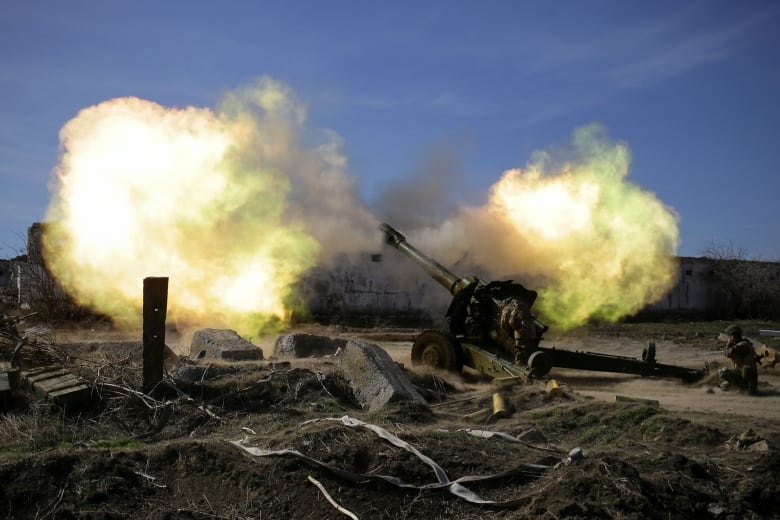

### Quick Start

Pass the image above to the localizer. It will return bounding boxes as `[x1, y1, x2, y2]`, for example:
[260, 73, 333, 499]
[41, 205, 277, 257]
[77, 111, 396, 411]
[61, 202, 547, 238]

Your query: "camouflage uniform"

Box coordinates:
[499, 300, 541, 364]
[720, 325, 758, 395]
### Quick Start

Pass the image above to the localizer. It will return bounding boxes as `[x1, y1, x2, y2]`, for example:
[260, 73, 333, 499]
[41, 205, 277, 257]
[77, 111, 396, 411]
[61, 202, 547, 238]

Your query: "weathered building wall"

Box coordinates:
[642, 257, 725, 318]
[0, 259, 16, 307]
[13, 223, 69, 313]
[301, 255, 761, 323]
[0, 260, 11, 290]
[297, 255, 733, 323]
[299, 253, 449, 326]
[26, 223, 44, 265]
[8, 223, 778, 322]
[16, 262, 69, 310]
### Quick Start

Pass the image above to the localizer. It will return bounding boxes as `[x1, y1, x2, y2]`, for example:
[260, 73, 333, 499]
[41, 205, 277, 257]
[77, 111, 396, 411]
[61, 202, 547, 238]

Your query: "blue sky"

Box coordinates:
[1, 0, 778, 260]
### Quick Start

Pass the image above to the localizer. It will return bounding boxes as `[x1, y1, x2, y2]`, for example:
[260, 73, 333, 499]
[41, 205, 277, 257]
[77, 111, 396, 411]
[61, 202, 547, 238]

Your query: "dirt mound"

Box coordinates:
[2, 321, 780, 519]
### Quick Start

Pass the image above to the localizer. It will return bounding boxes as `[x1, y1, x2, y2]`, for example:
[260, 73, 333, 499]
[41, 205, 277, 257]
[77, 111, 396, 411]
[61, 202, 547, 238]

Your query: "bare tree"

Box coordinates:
[701, 241, 780, 319]
[13, 223, 84, 322]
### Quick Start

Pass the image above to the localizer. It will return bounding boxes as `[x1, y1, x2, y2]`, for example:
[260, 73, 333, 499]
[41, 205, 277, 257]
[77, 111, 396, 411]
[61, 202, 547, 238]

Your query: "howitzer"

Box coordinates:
[381, 223, 706, 383]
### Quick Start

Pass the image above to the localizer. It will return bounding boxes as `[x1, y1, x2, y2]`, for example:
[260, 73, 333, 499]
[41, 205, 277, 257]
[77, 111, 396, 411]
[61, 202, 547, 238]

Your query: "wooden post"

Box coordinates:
[143, 277, 168, 395]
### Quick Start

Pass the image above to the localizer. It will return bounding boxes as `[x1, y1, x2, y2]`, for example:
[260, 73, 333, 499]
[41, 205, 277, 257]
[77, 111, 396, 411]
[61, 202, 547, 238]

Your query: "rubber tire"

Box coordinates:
[411, 330, 464, 373]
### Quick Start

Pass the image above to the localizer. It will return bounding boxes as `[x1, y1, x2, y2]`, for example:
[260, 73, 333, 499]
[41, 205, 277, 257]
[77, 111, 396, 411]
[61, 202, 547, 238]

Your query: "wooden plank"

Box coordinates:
[49, 385, 90, 400]
[49, 385, 91, 409]
[21, 365, 91, 409]
[0, 372, 9, 411]
[37, 375, 83, 393]
[26, 368, 70, 382]
[20, 366, 55, 377]
[759, 330, 780, 337]
[0, 362, 19, 391]
[49, 384, 89, 397]
[143, 276, 168, 394]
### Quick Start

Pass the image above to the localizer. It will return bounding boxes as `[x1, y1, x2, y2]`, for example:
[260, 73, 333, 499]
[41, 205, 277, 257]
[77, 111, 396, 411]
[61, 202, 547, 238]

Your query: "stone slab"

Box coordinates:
[337, 339, 426, 411]
[190, 328, 264, 361]
[273, 333, 347, 358]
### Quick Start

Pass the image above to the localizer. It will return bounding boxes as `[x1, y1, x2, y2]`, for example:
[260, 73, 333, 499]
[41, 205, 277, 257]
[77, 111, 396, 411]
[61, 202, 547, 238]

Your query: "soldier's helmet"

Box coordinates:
[724, 325, 742, 337]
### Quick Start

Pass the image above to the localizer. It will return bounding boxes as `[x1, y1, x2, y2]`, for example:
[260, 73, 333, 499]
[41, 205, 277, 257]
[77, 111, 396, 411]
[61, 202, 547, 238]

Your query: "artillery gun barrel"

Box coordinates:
[380, 223, 473, 295]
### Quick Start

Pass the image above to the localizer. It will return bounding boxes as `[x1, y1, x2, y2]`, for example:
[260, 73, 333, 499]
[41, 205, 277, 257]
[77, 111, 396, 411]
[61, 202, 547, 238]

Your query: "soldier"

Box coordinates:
[718, 324, 759, 395]
[500, 299, 544, 365]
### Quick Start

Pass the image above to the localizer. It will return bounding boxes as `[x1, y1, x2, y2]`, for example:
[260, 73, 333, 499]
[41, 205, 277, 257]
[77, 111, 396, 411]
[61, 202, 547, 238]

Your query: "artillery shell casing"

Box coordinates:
[492, 392, 507, 417]
[492, 376, 526, 388]
[463, 407, 492, 423]
[546, 379, 561, 398]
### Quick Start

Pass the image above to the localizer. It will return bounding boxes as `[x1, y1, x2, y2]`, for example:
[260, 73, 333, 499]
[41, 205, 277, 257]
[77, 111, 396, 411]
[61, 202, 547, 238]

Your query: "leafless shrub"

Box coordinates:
[17, 261, 77, 322]
[0, 405, 67, 450]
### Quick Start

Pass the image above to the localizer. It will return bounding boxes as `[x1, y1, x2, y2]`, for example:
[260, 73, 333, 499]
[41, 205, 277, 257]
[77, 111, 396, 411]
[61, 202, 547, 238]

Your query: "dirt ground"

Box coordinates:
[2, 319, 780, 519]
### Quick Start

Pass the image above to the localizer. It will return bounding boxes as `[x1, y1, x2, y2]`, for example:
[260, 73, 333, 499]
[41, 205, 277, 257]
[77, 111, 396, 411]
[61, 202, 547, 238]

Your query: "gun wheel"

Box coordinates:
[642, 342, 656, 363]
[526, 351, 552, 377]
[411, 330, 464, 373]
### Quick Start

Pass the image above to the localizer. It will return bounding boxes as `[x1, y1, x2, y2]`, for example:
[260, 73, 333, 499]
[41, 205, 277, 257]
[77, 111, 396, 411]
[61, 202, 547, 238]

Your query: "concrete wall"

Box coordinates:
[0, 259, 15, 307]
[643, 257, 724, 317]
[299, 253, 449, 326]
[0, 259, 24, 308]
[642, 256, 780, 319]
[0, 260, 11, 290]
[8, 223, 778, 322]
[16, 262, 69, 310]
[301, 254, 776, 323]
[10, 223, 68, 312]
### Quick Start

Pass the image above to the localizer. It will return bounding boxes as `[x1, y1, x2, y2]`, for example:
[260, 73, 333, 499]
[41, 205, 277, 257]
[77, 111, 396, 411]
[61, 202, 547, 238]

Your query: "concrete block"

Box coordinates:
[190, 328, 264, 361]
[273, 333, 347, 358]
[337, 339, 426, 411]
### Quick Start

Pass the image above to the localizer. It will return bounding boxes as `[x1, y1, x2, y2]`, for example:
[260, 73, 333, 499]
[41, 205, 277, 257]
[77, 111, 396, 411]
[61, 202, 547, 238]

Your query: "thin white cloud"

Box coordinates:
[336, 5, 779, 126]
[605, 9, 778, 88]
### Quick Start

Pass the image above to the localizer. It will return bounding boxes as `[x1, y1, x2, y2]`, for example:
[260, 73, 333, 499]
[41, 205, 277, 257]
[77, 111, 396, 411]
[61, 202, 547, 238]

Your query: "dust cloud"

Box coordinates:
[43, 78, 379, 337]
[42, 76, 680, 337]
[373, 140, 471, 231]
[379, 125, 680, 330]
